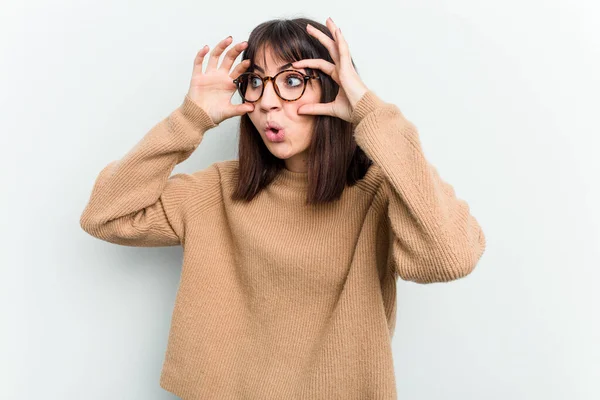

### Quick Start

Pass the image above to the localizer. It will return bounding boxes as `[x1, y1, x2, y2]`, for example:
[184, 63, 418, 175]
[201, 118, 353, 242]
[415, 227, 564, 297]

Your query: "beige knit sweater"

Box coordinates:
[80, 90, 486, 399]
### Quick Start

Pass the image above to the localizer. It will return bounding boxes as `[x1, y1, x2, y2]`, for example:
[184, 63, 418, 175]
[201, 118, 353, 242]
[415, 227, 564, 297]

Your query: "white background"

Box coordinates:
[1, 0, 599, 399]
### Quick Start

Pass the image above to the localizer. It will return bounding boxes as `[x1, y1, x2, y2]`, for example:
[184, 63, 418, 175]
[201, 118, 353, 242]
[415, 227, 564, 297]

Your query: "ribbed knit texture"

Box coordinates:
[80, 90, 486, 399]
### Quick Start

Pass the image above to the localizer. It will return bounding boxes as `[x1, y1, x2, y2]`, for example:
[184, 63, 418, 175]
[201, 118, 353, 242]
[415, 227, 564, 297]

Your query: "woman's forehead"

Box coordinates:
[249, 44, 312, 75]
[253, 47, 284, 67]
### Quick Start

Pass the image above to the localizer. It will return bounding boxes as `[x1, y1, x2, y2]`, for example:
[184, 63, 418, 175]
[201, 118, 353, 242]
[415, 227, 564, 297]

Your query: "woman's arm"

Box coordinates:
[79, 95, 219, 247]
[351, 91, 486, 283]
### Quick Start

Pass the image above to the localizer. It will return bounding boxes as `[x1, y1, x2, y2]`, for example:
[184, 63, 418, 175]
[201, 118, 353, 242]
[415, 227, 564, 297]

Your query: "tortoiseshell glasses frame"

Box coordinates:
[232, 69, 321, 103]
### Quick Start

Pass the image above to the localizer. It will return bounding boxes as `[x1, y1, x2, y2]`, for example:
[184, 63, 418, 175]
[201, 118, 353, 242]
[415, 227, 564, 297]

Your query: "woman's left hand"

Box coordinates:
[292, 18, 370, 123]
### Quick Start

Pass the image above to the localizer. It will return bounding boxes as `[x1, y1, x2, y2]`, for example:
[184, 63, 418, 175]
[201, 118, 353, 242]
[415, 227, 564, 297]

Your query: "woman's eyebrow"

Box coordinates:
[253, 63, 303, 73]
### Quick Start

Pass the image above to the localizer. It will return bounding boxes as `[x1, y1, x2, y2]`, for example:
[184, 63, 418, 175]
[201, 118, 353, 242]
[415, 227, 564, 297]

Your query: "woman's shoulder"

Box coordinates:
[189, 159, 239, 191]
[190, 159, 238, 178]
[352, 162, 386, 195]
[213, 159, 239, 182]
[178, 160, 238, 193]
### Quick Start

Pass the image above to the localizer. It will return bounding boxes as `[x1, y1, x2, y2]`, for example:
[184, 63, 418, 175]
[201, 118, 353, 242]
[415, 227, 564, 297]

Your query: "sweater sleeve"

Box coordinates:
[350, 90, 486, 283]
[79, 95, 220, 247]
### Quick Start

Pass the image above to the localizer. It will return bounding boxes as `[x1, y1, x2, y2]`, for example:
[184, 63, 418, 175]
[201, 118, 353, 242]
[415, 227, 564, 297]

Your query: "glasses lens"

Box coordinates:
[236, 71, 305, 101]
[275, 71, 305, 100]
[237, 73, 263, 102]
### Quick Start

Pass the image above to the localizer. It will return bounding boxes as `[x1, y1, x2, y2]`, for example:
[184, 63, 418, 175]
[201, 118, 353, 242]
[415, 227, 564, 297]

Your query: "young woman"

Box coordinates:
[80, 16, 486, 400]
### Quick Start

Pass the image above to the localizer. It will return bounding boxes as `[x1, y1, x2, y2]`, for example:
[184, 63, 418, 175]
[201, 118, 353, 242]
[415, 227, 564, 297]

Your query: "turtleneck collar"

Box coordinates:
[272, 167, 309, 189]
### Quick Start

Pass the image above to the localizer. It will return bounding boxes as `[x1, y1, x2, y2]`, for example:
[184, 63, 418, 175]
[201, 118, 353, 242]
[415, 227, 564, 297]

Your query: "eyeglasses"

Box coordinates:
[233, 69, 320, 103]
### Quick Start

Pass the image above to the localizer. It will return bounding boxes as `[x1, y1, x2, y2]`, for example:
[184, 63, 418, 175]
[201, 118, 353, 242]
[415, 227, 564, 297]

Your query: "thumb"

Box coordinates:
[235, 103, 255, 115]
[222, 103, 254, 120]
[298, 103, 333, 117]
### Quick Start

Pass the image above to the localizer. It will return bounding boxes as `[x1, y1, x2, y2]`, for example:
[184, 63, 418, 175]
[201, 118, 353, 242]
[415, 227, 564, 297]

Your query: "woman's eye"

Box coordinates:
[285, 75, 302, 87]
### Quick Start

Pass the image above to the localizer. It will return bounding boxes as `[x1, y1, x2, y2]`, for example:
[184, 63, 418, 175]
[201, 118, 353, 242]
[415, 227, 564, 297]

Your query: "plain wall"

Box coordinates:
[1, 0, 598, 399]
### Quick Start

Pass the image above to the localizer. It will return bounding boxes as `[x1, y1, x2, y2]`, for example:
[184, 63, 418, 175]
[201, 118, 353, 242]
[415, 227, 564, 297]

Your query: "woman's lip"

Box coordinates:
[264, 127, 286, 135]
[265, 121, 284, 130]
[265, 128, 286, 142]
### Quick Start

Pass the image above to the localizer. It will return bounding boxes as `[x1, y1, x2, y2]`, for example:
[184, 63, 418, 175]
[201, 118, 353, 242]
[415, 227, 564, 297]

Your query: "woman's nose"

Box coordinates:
[259, 80, 281, 109]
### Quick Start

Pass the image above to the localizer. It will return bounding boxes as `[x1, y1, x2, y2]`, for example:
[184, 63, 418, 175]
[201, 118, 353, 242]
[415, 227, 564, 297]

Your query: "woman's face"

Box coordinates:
[246, 47, 322, 173]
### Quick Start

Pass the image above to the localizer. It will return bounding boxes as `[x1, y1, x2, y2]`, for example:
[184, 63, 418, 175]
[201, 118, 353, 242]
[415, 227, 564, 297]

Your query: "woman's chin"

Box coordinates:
[271, 151, 295, 160]
[266, 143, 295, 159]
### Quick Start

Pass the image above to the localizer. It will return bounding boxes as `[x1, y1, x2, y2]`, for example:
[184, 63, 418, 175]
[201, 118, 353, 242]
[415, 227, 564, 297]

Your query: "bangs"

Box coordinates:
[242, 19, 323, 77]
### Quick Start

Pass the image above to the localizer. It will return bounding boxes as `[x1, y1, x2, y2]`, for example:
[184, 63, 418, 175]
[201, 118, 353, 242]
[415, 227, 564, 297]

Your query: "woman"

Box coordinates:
[80, 16, 486, 400]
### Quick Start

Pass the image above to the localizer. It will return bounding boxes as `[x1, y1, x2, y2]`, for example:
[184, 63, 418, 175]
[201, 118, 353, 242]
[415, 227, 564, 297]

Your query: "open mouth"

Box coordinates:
[265, 126, 285, 141]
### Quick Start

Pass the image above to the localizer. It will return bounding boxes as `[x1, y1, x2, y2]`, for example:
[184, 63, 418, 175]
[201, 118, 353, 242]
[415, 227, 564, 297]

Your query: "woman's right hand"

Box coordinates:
[186, 36, 255, 125]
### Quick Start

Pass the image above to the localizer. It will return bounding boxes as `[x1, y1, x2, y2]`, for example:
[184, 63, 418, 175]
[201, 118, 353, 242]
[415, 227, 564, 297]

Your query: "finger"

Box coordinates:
[207, 36, 233, 71]
[305, 24, 339, 63]
[335, 28, 351, 68]
[297, 101, 337, 117]
[192, 45, 209, 75]
[230, 59, 251, 78]
[325, 17, 338, 39]
[224, 103, 255, 120]
[291, 58, 339, 83]
[220, 41, 248, 72]
[324, 19, 351, 69]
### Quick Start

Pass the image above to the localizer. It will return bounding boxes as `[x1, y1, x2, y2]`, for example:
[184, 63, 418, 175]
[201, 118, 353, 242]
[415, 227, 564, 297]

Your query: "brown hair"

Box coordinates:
[231, 17, 373, 205]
